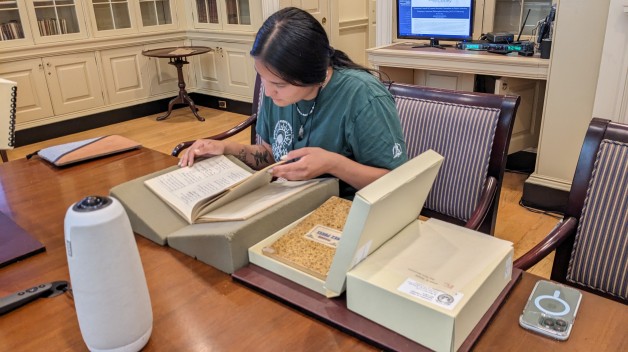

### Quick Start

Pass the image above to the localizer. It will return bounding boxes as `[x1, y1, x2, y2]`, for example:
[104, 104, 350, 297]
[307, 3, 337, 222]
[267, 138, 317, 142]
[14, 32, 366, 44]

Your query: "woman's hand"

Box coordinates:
[178, 139, 226, 167]
[270, 147, 336, 180]
[271, 147, 390, 190]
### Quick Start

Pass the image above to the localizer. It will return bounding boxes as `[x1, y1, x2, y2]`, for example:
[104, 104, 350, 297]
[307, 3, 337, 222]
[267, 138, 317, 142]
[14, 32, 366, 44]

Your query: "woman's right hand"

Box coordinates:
[178, 139, 226, 167]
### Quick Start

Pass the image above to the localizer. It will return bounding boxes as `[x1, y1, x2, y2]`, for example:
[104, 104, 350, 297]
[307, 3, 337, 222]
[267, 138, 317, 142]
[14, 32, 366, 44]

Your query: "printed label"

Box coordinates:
[304, 225, 342, 248]
[398, 278, 463, 310]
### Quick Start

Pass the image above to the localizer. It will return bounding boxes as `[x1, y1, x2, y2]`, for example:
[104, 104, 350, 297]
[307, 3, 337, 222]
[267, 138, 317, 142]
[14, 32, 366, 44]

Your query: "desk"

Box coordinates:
[368, 43, 550, 154]
[0, 149, 626, 351]
[142, 46, 212, 122]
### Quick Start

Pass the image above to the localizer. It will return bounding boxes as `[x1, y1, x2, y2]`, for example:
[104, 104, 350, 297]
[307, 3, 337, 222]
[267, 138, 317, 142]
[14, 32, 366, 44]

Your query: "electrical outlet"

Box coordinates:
[218, 100, 227, 109]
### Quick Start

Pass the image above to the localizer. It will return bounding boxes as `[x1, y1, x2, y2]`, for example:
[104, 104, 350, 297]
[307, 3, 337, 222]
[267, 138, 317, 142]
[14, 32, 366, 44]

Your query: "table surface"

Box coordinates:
[0, 148, 626, 351]
[141, 46, 212, 58]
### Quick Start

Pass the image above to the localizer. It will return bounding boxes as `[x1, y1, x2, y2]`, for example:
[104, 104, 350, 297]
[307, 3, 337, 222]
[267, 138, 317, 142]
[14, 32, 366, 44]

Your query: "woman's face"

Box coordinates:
[254, 58, 319, 106]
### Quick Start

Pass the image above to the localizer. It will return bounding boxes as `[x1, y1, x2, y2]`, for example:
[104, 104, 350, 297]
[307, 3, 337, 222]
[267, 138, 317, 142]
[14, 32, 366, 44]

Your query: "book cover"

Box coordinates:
[262, 196, 353, 279]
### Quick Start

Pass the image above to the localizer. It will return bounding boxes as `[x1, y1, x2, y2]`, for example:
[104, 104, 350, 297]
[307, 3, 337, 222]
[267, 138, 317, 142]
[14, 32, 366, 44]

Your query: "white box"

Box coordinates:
[346, 218, 514, 352]
[248, 150, 444, 297]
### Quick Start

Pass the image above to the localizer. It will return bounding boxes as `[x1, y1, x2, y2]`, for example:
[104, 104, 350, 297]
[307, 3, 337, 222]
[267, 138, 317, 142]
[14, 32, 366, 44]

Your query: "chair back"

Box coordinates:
[553, 118, 628, 302]
[388, 82, 519, 235]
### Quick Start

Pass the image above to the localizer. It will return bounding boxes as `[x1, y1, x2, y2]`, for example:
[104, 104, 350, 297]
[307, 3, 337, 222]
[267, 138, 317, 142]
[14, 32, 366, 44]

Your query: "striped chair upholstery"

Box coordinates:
[567, 139, 628, 300]
[514, 118, 628, 304]
[396, 96, 500, 222]
[388, 82, 519, 235]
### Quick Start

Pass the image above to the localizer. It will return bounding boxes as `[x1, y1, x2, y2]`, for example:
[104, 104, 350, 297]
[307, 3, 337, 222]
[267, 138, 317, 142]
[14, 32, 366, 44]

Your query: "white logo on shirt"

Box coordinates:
[272, 120, 293, 162]
[392, 143, 402, 159]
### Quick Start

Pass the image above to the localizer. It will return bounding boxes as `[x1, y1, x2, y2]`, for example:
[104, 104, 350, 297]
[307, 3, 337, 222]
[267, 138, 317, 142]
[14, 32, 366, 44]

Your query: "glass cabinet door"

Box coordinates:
[0, 0, 30, 45]
[92, 0, 132, 31]
[139, 0, 172, 27]
[31, 0, 87, 41]
[225, 0, 249, 25]
[492, 0, 552, 37]
[196, 0, 220, 26]
[194, 0, 256, 31]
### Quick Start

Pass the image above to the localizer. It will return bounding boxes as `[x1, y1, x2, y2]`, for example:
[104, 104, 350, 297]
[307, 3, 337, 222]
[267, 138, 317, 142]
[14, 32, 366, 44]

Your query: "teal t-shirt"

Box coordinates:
[256, 68, 408, 197]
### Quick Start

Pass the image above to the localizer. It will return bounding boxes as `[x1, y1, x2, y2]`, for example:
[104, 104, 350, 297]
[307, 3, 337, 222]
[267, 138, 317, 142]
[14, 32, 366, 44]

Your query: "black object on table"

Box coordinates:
[142, 46, 213, 121]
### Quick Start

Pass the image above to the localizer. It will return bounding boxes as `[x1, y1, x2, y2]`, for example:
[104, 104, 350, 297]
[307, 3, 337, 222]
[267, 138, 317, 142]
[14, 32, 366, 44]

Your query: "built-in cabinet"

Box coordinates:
[0, 0, 261, 131]
[0, 53, 103, 125]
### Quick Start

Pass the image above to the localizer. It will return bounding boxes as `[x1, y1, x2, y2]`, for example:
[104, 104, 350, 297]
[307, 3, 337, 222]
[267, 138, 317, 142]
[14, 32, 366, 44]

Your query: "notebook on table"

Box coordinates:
[0, 211, 45, 267]
[28, 135, 141, 167]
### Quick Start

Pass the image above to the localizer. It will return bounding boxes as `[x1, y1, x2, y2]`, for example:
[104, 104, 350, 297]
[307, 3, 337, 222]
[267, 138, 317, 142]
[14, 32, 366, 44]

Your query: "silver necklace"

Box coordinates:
[295, 101, 316, 117]
[294, 96, 318, 140]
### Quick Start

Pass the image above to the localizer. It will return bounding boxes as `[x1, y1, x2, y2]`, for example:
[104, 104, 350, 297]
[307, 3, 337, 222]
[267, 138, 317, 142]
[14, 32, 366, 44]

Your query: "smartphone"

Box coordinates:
[519, 280, 582, 341]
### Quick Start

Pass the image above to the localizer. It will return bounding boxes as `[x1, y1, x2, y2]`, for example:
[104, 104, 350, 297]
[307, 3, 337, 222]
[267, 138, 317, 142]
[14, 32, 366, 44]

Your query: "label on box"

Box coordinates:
[304, 225, 342, 248]
[398, 278, 463, 310]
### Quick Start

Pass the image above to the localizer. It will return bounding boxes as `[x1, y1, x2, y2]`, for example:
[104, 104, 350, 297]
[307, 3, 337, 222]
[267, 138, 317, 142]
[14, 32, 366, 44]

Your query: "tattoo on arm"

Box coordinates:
[252, 149, 271, 167]
[237, 148, 247, 163]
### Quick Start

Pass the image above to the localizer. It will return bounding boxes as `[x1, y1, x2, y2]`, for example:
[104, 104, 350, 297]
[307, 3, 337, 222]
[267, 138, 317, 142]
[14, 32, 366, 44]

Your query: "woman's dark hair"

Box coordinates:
[250, 7, 375, 86]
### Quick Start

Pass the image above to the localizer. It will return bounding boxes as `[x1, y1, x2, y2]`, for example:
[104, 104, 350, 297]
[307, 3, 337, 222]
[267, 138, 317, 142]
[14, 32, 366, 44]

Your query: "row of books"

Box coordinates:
[196, 0, 219, 24]
[37, 18, 69, 36]
[0, 21, 24, 41]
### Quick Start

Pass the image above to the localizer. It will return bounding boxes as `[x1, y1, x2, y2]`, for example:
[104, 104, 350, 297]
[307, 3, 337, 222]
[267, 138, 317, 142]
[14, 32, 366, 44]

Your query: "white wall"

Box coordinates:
[527, 0, 611, 192]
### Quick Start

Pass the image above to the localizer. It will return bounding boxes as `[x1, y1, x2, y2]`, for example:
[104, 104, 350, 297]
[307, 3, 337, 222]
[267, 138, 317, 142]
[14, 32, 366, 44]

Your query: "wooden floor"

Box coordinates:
[5, 106, 560, 278]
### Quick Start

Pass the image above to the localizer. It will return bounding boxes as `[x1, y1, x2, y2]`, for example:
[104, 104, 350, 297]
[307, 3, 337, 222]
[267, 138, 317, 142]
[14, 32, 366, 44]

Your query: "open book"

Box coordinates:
[144, 155, 319, 224]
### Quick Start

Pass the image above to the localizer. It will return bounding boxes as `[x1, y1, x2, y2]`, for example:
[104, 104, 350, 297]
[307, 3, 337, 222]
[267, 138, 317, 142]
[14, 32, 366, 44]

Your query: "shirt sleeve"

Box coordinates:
[347, 94, 408, 170]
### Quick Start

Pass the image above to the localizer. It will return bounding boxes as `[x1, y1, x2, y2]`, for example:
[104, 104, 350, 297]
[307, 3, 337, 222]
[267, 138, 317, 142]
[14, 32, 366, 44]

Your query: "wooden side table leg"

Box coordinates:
[1, 150, 8, 163]
[182, 93, 205, 121]
[157, 57, 204, 122]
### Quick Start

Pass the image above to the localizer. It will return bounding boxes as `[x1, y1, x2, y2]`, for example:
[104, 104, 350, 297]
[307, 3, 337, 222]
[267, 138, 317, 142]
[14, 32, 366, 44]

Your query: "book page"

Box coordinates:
[144, 155, 252, 223]
[197, 180, 320, 222]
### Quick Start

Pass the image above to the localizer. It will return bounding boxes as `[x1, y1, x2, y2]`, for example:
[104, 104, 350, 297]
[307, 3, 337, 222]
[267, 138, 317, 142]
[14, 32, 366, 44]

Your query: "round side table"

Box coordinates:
[142, 46, 213, 121]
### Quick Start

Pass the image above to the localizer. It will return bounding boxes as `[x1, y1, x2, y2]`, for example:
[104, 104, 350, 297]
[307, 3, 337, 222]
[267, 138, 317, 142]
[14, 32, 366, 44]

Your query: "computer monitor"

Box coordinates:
[397, 0, 474, 49]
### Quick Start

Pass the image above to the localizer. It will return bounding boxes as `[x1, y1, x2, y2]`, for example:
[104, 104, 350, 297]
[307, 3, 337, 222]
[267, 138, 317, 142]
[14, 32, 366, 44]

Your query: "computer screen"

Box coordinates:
[397, 0, 474, 44]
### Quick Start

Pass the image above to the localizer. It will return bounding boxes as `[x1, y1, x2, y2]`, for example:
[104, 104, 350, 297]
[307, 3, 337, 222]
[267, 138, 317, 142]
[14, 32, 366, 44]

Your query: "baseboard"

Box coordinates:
[521, 181, 569, 214]
[15, 95, 252, 147]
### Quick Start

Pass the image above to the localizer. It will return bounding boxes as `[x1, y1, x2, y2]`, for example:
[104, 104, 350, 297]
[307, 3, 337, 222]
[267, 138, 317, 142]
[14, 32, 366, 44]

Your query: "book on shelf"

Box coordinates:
[144, 155, 320, 224]
[261, 196, 353, 279]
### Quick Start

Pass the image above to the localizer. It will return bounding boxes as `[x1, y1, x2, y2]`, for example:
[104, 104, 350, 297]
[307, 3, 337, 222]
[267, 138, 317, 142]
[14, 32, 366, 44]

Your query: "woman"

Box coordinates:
[179, 7, 407, 198]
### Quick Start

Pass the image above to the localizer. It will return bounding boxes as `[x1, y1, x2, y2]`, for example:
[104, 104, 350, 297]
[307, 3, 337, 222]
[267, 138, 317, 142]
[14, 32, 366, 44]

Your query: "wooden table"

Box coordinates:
[142, 46, 212, 122]
[0, 148, 626, 351]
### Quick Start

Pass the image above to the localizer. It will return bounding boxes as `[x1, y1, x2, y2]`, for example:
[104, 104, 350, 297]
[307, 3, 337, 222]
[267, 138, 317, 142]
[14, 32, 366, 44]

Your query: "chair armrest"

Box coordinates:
[171, 113, 257, 157]
[513, 217, 578, 271]
[465, 176, 498, 231]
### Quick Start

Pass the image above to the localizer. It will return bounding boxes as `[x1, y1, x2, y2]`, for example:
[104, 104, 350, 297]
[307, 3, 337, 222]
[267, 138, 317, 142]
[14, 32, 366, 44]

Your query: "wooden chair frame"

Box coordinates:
[514, 118, 628, 304]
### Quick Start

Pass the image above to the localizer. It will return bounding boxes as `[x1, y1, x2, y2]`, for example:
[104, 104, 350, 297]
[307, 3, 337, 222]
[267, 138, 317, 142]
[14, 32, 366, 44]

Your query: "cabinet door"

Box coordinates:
[26, 0, 88, 44]
[0, 58, 53, 126]
[495, 77, 544, 154]
[136, 0, 177, 32]
[193, 0, 260, 31]
[87, 0, 137, 36]
[101, 47, 151, 104]
[144, 41, 187, 96]
[43, 53, 105, 115]
[0, 0, 34, 48]
[193, 40, 255, 99]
